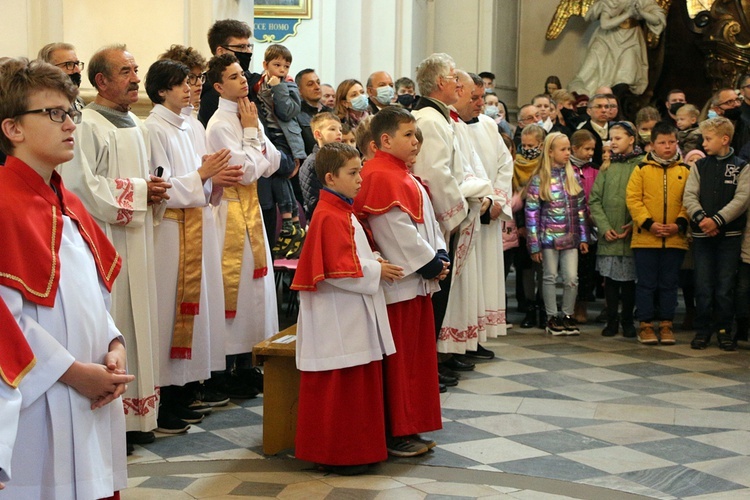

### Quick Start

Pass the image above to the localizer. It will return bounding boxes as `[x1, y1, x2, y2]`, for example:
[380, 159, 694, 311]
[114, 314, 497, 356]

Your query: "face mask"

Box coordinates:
[229, 50, 253, 72]
[577, 106, 588, 116]
[723, 106, 742, 121]
[375, 86, 395, 105]
[484, 105, 499, 118]
[519, 145, 541, 160]
[396, 93, 415, 108]
[707, 109, 718, 119]
[669, 102, 685, 115]
[349, 93, 369, 112]
[69, 72, 82, 87]
[537, 120, 545, 127]
[638, 131, 651, 143]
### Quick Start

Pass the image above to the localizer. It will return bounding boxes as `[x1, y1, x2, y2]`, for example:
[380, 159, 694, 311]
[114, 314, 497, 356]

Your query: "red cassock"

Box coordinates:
[354, 151, 442, 437]
[292, 190, 388, 465]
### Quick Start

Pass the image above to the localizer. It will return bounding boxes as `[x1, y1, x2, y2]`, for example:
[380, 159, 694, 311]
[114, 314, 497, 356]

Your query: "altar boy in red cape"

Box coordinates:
[291, 142, 402, 475]
[354, 106, 449, 457]
[0, 58, 132, 499]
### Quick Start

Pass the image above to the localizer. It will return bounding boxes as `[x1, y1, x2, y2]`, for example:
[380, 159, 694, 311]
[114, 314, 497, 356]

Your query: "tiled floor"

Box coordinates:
[125, 299, 750, 499]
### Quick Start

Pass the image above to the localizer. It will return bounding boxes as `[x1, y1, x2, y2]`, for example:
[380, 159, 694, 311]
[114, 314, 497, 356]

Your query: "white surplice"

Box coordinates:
[58, 107, 161, 432]
[145, 104, 226, 385]
[206, 98, 281, 354]
[296, 214, 395, 372]
[0, 383, 21, 484]
[468, 114, 514, 337]
[0, 217, 127, 499]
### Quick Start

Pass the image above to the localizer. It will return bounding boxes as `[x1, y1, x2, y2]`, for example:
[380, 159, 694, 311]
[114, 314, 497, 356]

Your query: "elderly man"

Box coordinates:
[512, 104, 541, 149]
[57, 44, 172, 442]
[577, 93, 611, 166]
[366, 70, 395, 114]
[295, 68, 329, 155]
[320, 83, 335, 108]
[37, 42, 85, 110]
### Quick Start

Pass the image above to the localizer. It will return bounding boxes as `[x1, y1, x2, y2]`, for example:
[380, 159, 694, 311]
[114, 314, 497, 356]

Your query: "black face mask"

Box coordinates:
[560, 107, 577, 121]
[577, 106, 588, 116]
[69, 72, 81, 87]
[396, 94, 415, 108]
[229, 50, 253, 72]
[669, 102, 685, 115]
[723, 106, 742, 121]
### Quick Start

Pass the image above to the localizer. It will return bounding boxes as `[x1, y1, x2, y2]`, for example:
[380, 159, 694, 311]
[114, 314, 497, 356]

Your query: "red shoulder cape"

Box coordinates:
[0, 156, 121, 307]
[353, 150, 425, 223]
[291, 189, 363, 291]
[0, 297, 35, 388]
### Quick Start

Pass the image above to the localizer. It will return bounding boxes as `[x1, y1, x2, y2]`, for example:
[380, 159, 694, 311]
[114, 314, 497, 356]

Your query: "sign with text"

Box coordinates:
[254, 18, 302, 44]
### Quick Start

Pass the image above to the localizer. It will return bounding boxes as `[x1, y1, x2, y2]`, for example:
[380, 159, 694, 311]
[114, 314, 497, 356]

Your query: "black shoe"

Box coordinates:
[187, 400, 213, 415]
[317, 464, 369, 476]
[601, 318, 618, 337]
[238, 367, 264, 394]
[690, 334, 710, 350]
[126, 431, 155, 445]
[562, 315, 580, 336]
[219, 375, 259, 399]
[520, 307, 536, 328]
[546, 316, 566, 336]
[717, 329, 737, 351]
[438, 364, 460, 379]
[439, 383, 447, 393]
[438, 373, 458, 387]
[442, 356, 475, 372]
[171, 405, 205, 424]
[156, 414, 190, 434]
[465, 344, 495, 359]
[538, 307, 548, 329]
[127, 442, 135, 456]
[197, 386, 230, 407]
[621, 320, 636, 338]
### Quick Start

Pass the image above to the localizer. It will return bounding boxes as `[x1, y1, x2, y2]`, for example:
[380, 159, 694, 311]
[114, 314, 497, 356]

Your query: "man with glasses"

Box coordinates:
[733, 75, 750, 157]
[37, 42, 85, 110]
[577, 93, 611, 166]
[58, 44, 172, 443]
[512, 104, 541, 149]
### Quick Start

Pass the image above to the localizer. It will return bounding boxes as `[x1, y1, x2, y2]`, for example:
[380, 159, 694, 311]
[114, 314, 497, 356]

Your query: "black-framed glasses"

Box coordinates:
[718, 97, 742, 107]
[187, 74, 206, 85]
[55, 61, 84, 71]
[222, 43, 253, 52]
[14, 107, 82, 124]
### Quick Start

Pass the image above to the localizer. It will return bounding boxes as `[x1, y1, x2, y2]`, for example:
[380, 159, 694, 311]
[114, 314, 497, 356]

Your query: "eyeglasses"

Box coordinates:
[14, 107, 82, 124]
[187, 74, 206, 85]
[440, 74, 458, 83]
[54, 61, 84, 71]
[222, 43, 254, 53]
[591, 104, 615, 109]
[718, 97, 742, 107]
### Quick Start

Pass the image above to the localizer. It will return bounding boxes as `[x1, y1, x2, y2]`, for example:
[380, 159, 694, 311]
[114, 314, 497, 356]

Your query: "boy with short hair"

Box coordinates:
[291, 142, 401, 475]
[299, 111, 342, 219]
[0, 57, 132, 498]
[354, 106, 448, 457]
[205, 53, 282, 395]
[255, 43, 307, 258]
[675, 104, 703, 154]
[355, 115, 377, 160]
[683, 117, 749, 350]
[626, 122, 691, 345]
[341, 122, 356, 148]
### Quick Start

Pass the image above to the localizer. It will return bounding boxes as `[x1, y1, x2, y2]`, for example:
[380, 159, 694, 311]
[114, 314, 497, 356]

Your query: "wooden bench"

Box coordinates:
[252, 325, 299, 455]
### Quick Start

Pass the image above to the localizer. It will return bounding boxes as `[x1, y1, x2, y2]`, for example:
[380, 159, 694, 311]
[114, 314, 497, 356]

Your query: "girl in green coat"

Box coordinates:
[589, 122, 644, 337]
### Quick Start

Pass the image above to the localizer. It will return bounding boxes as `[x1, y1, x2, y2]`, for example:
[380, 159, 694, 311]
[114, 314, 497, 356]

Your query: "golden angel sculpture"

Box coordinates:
[547, 0, 670, 96]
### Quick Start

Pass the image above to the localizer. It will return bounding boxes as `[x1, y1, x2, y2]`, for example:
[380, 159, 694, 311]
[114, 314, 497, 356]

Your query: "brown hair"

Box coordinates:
[264, 44, 292, 64]
[570, 129, 595, 149]
[207, 20, 252, 55]
[334, 78, 364, 120]
[0, 58, 78, 154]
[370, 106, 415, 148]
[635, 106, 661, 127]
[159, 45, 207, 71]
[355, 115, 374, 153]
[315, 142, 360, 183]
[310, 111, 340, 133]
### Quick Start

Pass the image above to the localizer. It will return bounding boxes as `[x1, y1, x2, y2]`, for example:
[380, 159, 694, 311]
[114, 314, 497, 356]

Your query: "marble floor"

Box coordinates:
[124, 295, 750, 499]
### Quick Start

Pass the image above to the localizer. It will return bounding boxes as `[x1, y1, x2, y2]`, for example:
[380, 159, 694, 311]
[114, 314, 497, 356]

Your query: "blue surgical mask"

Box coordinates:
[484, 105, 499, 118]
[537, 120, 545, 127]
[350, 93, 369, 112]
[375, 86, 395, 105]
[707, 110, 718, 119]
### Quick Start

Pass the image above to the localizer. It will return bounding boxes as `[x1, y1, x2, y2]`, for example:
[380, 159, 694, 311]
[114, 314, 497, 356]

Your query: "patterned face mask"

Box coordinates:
[519, 145, 542, 160]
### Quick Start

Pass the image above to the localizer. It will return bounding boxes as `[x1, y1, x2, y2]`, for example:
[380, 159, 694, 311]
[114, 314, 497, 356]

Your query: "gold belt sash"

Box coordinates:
[619, 18, 639, 29]
[164, 207, 203, 359]
[222, 183, 268, 318]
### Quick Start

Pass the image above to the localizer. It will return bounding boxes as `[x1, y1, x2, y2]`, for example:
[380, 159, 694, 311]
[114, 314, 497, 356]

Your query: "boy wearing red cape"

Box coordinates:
[291, 142, 402, 475]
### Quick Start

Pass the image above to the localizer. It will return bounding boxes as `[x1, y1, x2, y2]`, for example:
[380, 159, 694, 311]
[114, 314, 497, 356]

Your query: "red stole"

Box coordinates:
[291, 190, 363, 291]
[0, 297, 35, 388]
[353, 150, 425, 224]
[0, 156, 121, 307]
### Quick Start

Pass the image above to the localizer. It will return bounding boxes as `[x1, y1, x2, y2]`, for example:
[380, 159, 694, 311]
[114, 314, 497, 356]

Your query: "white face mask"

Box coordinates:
[375, 85, 395, 105]
[484, 105, 499, 118]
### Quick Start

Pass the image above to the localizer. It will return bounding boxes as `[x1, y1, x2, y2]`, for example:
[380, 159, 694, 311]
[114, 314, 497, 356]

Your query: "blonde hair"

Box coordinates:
[699, 116, 734, 140]
[534, 132, 581, 201]
[521, 124, 545, 144]
[676, 104, 700, 120]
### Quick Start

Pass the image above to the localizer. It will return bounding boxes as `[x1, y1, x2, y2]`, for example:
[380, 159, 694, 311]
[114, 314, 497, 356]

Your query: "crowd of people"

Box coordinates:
[2, 15, 750, 496]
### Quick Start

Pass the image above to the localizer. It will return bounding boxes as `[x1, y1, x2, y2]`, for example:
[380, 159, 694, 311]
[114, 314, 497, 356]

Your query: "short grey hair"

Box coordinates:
[88, 43, 128, 89]
[587, 93, 609, 108]
[416, 53, 455, 96]
[37, 42, 76, 63]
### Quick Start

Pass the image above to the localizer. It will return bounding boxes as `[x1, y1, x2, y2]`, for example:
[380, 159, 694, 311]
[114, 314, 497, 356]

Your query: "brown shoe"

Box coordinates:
[637, 322, 658, 345]
[659, 320, 675, 345]
[574, 301, 588, 324]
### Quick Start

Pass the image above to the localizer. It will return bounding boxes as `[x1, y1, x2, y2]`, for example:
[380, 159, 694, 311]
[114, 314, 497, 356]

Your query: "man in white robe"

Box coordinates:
[58, 44, 169, 438]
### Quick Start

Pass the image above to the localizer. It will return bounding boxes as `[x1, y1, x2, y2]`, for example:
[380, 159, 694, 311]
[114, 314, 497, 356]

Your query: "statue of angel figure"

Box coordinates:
[547, 0, 669, 96]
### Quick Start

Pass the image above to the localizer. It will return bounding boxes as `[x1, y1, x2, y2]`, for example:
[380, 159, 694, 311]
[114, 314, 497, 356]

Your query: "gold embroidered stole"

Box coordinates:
[222, 183, 268, 318]
[164, 207, 203, 359]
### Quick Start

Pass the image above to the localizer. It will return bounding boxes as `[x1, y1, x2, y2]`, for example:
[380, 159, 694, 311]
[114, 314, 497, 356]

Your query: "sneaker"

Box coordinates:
[562, 315, 580, 336]
[386, 436, 429, 457]
[187, 400, 213, 415]
[717, 329, 737, 351]
[285, 226, 306, 259]
[546, 316, 566, 336]
[273, 221, 296, 259]
[410, 434, 437, 449]
[156, 414, 190, 434]
[658, 320, 676, 345]
[171, 405, 205, 424]
[637, 322, 658, 345]
[199, 387, 230, 407]
[464, 344, 495, 359]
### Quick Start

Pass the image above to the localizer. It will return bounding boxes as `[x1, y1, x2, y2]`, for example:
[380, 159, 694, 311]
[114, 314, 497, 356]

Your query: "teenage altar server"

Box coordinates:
[292, 142, 400, 475]
[0, 57, 133, 499]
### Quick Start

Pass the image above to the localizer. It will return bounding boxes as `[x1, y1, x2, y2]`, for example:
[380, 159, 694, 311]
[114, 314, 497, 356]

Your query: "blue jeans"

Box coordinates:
[693, 236, 741, 336]
[542, 248, 578, 317]
[633, 248, 685, 322]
